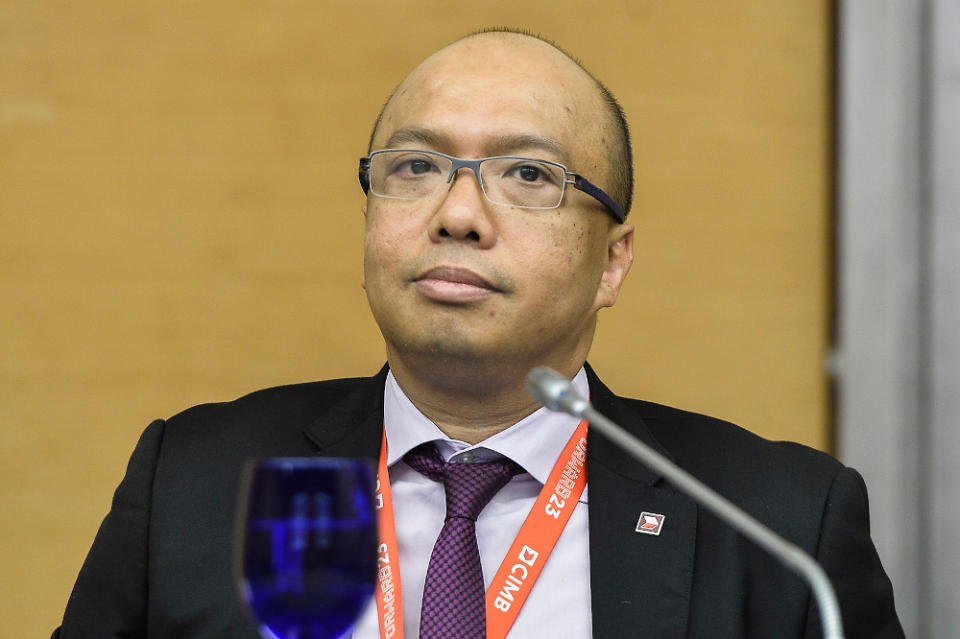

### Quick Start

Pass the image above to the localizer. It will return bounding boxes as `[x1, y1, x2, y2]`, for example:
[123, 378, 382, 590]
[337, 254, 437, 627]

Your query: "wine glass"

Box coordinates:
[237, 457, 378, 639]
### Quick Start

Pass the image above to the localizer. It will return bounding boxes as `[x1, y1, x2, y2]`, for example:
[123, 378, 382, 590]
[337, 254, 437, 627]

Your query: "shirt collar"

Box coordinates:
[383, 368, 589, 498]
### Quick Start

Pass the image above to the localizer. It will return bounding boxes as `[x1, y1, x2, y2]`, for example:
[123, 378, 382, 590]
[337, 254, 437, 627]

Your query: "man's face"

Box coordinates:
[362, 35, 633, 379]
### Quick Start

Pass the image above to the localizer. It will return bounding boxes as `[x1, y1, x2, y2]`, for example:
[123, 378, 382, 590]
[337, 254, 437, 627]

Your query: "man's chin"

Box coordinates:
[401, 335, 499, 365]
[388, 334, 524, 377]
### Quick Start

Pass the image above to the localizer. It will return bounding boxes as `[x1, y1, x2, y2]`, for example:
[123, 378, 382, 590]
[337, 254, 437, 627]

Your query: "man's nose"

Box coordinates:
[427, 167, 497, 248]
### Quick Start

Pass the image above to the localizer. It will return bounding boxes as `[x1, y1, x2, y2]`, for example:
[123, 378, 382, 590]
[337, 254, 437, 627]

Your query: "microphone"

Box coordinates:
[527, 366, 845, 639]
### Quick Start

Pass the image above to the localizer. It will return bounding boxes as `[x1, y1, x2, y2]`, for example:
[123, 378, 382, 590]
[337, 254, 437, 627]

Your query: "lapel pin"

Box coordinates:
[635, 511, 665, 536]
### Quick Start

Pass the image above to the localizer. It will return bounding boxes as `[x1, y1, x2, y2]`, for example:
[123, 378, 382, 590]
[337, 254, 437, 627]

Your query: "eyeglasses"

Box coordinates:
[358, 149, 625, 224]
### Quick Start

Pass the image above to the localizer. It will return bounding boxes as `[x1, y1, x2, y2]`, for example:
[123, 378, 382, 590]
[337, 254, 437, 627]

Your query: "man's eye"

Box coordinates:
[393, 157, 437, 176]
[408, 160, 433, 174]
[505, 163, 556, 185]
[517, 165, 543, 182]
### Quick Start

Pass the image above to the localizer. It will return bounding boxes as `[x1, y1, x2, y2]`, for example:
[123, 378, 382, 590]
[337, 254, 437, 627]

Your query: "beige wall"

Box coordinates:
[0, 2, 830, 635]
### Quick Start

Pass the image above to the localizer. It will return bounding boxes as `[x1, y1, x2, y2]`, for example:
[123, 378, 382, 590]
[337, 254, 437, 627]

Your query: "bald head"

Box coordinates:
[368, 30, 634, 216]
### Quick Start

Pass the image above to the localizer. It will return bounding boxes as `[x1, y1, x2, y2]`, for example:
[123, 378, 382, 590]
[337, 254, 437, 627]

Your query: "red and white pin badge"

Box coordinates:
[635, 511, 665, 536]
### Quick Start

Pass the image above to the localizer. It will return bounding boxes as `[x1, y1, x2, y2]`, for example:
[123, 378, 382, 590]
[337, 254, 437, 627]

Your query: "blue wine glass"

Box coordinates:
[237, 457, 378, 639]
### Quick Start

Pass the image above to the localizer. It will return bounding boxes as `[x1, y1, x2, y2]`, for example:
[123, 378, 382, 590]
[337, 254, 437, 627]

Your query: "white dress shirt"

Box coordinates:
[350, 369, 593, 638]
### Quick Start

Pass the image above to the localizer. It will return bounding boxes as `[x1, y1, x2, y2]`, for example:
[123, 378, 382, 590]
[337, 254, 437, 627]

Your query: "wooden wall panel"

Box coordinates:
[0, 2, 830, 635]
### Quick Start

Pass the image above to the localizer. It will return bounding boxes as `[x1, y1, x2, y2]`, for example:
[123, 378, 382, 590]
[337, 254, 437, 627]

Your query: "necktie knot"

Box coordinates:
[404, 445, 522, 521]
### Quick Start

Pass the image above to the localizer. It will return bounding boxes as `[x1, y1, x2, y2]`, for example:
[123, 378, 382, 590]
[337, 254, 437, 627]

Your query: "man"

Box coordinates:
[54, 30, 903, 638]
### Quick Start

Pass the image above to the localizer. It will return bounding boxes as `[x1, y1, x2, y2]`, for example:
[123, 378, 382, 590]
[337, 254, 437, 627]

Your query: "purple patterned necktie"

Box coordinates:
[404, 444, 522, 639]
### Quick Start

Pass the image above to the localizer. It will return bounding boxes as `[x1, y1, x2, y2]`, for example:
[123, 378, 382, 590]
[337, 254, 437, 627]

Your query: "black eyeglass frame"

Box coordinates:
[358, 149, 625, 224]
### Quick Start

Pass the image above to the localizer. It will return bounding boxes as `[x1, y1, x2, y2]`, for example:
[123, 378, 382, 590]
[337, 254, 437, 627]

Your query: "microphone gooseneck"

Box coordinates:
[526, 366, 845, 639]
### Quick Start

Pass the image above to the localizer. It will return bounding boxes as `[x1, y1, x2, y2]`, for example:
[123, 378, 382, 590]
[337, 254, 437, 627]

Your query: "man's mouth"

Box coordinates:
[413, 266, 502, 303]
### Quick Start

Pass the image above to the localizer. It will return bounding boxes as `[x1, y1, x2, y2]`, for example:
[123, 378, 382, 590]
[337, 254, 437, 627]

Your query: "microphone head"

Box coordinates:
[526, 366, 590, 417]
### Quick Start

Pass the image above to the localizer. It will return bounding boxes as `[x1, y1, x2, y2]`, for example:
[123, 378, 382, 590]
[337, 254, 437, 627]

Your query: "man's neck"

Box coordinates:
[386, 356, 583, 445]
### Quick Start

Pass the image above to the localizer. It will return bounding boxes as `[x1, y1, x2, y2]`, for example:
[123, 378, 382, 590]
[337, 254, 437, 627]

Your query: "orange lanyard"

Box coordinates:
[373, 420, 589, 639]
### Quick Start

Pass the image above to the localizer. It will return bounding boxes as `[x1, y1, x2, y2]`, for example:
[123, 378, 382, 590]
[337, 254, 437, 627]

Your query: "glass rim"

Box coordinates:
[368, 149, 567, 210]
[359, 148, 626, 223]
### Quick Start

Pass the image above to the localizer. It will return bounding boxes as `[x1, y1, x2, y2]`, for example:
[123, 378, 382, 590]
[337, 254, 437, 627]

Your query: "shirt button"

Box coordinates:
[458, 453, 474, 463]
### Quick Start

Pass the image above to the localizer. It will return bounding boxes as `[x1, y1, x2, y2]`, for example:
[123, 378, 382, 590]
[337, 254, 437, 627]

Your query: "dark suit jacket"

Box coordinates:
[54, 366, 903, 638]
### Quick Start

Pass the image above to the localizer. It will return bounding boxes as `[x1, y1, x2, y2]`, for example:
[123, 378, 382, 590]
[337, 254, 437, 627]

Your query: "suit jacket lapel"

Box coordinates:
[586, 367, 696, 639]
[301, 365, 388, 460]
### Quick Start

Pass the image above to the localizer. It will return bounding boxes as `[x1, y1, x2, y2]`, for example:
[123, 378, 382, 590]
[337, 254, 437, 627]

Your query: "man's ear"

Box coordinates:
[594, 223, 634, 310]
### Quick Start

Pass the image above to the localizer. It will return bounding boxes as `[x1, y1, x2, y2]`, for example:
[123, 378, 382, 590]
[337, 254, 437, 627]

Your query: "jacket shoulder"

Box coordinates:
[621, 396, 841, 477]
[165, 374, 378, 429]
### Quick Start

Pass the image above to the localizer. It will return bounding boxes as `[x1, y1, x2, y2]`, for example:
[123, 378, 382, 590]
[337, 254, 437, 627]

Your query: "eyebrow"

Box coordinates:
[489, 134, 570, 165]
[383, 127, 448, 150]
[382, 127, 571, 166]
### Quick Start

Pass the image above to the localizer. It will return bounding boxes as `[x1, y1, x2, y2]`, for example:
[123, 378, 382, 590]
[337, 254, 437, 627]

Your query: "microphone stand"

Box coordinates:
[527, 367, 844, 639]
